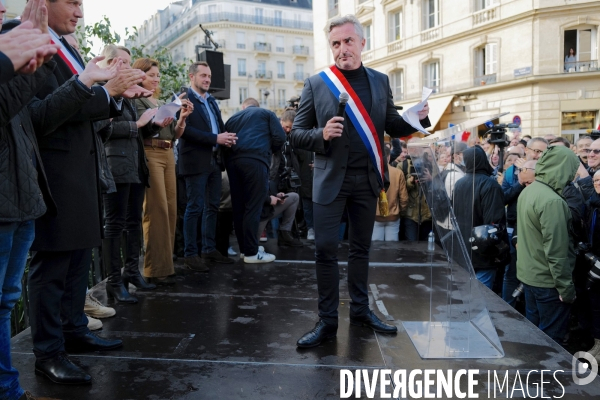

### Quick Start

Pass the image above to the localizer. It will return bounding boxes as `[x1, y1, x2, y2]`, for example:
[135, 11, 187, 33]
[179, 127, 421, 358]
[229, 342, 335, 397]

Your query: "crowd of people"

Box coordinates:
[1, 3, 599, 398]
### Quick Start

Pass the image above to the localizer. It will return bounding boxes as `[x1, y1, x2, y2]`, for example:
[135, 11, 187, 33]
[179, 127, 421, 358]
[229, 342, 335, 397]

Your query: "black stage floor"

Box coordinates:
[11, 241, 600, 399]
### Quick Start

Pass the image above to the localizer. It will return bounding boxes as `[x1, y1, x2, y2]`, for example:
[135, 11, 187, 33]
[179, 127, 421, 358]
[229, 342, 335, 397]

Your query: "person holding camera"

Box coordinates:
[453, 146, 507, 290]
[223, 98, 286, 263]
[585, 170, 600, 362]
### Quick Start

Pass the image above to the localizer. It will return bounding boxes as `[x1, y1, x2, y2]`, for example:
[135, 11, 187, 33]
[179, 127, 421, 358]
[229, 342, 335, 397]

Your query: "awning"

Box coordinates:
[396, 95, 454, 132]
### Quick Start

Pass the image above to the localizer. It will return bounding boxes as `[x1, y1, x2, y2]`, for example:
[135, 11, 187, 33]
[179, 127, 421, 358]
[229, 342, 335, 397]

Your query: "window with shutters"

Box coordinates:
[389, 70, 404, 101]
[422, 0, 439, 30]
[476, 0, 499, 11]
[388, 10, 402, 42]
[475, 43, 498, 85]
[364, 24, 372, 51]
[423, 61, 440, 93]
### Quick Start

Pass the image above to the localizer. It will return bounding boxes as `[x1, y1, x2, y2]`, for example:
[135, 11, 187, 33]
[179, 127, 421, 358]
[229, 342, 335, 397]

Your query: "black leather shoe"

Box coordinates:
[34, 352, 91, 385]
[184, 256, 209, 272]
[202, 250, 234, 264]
[147, 276, 176, 286]
[350, 310, 397, 334]
[296, 320, 338, 348]
[64, 332, 123, 353]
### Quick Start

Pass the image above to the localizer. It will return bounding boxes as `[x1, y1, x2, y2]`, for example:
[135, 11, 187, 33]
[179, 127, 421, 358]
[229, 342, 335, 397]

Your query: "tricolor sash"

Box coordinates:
[319, 65, 389, 215]
[49, 28, 84, 75]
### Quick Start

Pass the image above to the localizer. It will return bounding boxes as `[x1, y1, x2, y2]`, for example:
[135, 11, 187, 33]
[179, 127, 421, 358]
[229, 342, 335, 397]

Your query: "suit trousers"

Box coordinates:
[226, 158, 268, 257]
[143, 147, 177, 278]
[28, 248, 92, 360]
[313, 174, 377, 325]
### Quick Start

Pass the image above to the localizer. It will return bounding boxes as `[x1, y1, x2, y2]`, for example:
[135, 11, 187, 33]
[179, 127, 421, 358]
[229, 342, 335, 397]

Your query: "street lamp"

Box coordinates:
[264, 89, 270, 108]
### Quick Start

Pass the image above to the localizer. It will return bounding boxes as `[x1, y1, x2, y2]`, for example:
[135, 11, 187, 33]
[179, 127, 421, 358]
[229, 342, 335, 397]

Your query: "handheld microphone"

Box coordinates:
[337, 92, 349, 118]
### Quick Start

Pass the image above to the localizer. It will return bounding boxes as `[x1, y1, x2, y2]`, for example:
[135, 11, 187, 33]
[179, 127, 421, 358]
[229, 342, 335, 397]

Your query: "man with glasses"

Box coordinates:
[576, 135, 593, 168]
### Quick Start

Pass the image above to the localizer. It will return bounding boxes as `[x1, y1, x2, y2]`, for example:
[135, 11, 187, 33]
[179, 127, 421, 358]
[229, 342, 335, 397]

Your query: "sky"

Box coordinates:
[83, 0, 174, 44]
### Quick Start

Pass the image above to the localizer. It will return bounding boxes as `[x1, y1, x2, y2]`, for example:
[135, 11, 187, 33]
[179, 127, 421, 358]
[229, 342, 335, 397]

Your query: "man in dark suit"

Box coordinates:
[290, 15, 430, 348]
[179, 61, 237, 270]
[26, 0, 151, 386]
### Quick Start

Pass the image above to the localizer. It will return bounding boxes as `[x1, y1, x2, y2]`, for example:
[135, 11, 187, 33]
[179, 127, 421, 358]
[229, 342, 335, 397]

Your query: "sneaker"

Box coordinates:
[84, 293, 116, 319]
[244, 247, 276, 264]
[259, 230, 268, 242]
[307, 228, 315, 241]
[86, 316, 103, 331]
[228, 246, 237, 256]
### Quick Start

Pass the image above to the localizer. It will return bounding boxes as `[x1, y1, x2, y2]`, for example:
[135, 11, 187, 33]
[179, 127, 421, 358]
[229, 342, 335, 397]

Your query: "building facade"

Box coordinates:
[316, 0, 600, 141]
[5, 0, 26, 20]
[129, 0, 314, 120]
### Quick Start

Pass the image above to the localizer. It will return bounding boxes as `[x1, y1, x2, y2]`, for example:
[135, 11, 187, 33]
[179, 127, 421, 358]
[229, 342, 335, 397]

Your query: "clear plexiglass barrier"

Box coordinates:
[401, 112, 508, 358]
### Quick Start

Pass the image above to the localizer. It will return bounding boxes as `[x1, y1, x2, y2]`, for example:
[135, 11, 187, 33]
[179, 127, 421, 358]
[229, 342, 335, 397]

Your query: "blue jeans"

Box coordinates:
[476, 269, 497, 290]
[523, 284, 572, 343]
[0, 221, 35, 400]
[502, 229, 520, 307]
[183, 164, 221, 257]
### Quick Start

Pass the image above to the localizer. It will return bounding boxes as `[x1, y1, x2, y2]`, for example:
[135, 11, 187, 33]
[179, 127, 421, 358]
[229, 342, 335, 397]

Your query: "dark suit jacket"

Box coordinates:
[177, 89, 225, 176]
[290, 66, 429, 205]
[29, 51, 121, 251]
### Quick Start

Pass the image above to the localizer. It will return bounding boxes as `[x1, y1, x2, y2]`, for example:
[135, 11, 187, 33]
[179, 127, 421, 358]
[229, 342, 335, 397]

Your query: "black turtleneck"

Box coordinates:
[339, 65, 371, 174]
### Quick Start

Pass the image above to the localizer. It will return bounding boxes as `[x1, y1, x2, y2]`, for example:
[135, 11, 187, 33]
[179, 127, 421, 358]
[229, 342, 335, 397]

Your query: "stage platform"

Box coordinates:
[11, 241, 600, 399]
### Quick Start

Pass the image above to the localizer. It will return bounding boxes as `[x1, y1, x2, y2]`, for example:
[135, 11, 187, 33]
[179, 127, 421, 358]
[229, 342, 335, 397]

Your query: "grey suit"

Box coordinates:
[290, 65, 429, 323]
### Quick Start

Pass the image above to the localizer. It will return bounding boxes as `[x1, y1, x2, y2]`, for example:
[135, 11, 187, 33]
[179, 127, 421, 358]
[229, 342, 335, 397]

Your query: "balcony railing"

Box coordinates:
[392, 90, 404, 101]
[292, 45, 309, 55]
[156, 12, 313, 48]
[277, 73, 285, 79]
[420, 27, 440, 43]
[254, 42, 271, 52]
[238, 71, 247, 77]
[474, 73, 497, 86]
[236, 43, 246, 49]
[564, 60, 598, 73]
[387, 39, 404, 55]
[294, 72, 309, 81]
[362, 50, 374, 62]
[255, 70, 273, 80]
[276, 46, 285, 52]
[473, 6, 499, 26]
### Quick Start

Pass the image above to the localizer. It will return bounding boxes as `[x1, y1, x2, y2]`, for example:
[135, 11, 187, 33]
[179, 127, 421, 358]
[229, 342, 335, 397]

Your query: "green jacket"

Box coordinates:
[516, 146, 580, 303]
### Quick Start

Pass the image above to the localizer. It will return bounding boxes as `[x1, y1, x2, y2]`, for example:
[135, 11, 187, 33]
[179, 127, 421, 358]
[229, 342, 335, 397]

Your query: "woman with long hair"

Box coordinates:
[98, 45, 163, 303]
[132, 58, 194, 285]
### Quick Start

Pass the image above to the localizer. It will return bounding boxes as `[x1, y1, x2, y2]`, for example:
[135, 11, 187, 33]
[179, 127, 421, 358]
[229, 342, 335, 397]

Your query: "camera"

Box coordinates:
[286, 96, 301, 110]
[576, 243, 600, 289]
[486, 124, 518, 149]
[279, 166, 301, 190]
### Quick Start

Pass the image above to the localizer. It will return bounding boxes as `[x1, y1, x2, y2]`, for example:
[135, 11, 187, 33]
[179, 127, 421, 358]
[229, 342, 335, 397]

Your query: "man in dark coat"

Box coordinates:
[453, 145, 507, 290]
[223, 97, 286, 263]
[178, 61, 238, 270]
[25, 0, 150, 386]
[290, 15, 429, 348]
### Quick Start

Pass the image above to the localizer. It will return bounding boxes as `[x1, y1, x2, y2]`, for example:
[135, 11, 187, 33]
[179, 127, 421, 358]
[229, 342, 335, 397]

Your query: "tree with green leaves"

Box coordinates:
[75, 16, 188, 101]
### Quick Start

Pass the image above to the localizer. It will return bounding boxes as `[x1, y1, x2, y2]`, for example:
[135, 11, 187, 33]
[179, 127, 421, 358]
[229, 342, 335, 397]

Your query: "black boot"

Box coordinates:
[122, 230, 156, 291]
[278, 230, 304, 247]
[103, 237, 138, 304]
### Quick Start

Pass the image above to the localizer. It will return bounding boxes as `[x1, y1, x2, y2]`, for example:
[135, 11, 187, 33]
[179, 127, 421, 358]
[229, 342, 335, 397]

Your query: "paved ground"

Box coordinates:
[11, 241, 600, 399]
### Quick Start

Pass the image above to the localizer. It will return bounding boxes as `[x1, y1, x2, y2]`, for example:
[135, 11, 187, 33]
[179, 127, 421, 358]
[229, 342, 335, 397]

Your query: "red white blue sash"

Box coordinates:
[49, 29, 83, 75]
[319, 65, 384, 187]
